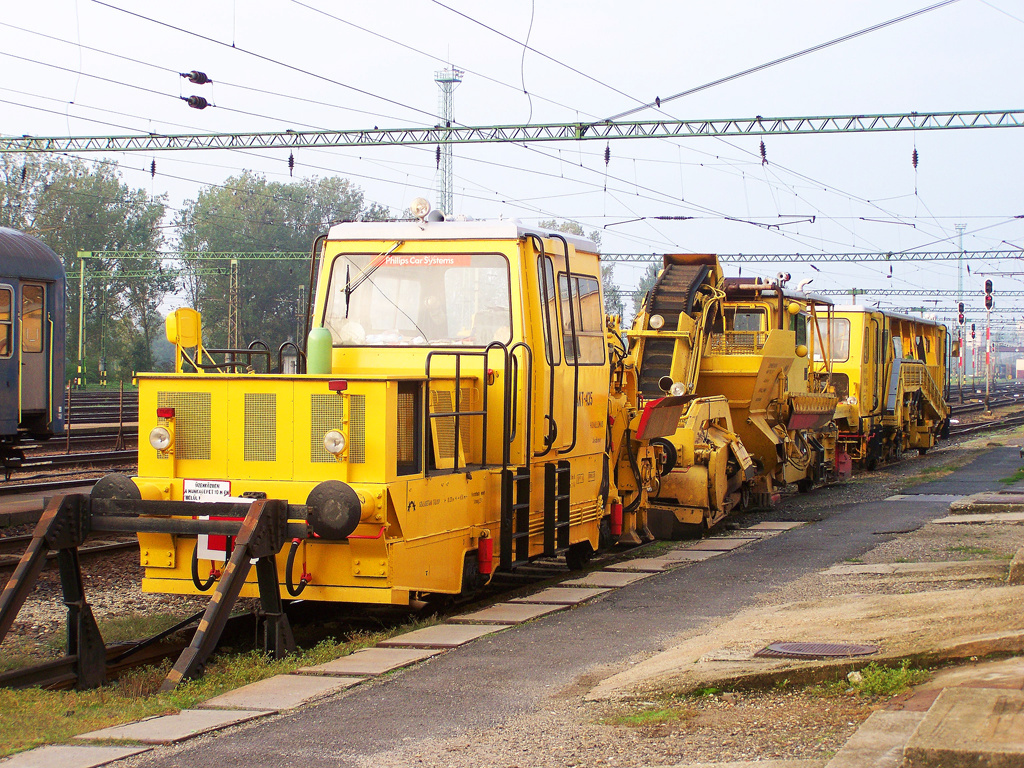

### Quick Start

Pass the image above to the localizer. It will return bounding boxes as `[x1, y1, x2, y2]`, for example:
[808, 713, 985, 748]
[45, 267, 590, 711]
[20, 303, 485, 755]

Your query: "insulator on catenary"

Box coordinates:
[182, 70, 212, 85]
[150, 160, 156, 178]
[288, 152, 295, 177]
[760, 140, 767, 165]
[912, 148, 919, 169]
[20, 165, 27, 182]
[435, 145, 441, 169]
[655, 96, 661, 108]
[604, 145, 610, 166]
[184, 95, 209, 110]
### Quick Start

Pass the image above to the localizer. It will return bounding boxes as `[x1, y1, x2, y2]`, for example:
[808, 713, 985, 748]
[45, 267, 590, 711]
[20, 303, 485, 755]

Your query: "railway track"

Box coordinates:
[0, 534, 138, 572]
[67, 390, 139, 425]
[948, 410, 1024, 437]
[0, 518, 659, 690]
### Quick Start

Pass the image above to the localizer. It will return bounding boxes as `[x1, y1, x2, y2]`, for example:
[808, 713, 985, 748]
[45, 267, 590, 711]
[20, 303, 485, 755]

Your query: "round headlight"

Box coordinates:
[669, 381, 688, 397]
[649, 314, 666, 330]
[149, 426, 171, 451]
[324, 430, 346, 455]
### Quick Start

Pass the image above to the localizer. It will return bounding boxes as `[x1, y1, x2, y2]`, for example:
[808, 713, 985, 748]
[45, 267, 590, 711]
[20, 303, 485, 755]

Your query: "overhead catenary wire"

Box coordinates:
[603, 0, 963, 121]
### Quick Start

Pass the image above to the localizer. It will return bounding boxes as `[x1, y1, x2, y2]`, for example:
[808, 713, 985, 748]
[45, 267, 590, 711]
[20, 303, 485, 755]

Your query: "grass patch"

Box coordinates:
[945, 545, 993, 556]
[812, 661, 929, 699]
[999, 468, 1024, 485]
[0, 616, 438, 758]
[637, 540, 679, 557]
[603, 704, 697, 728]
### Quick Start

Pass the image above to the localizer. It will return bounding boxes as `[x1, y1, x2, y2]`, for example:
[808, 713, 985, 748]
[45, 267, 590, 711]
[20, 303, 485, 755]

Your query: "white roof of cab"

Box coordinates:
[832, 304, 946, 328]
[327, 219, 598, 254]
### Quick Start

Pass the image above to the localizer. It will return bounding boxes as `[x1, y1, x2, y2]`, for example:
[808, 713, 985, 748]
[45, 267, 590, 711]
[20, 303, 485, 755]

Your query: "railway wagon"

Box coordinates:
[0, 227, 65, 471]
[121, 209, 676, 608]
[827, 307, 949, 467]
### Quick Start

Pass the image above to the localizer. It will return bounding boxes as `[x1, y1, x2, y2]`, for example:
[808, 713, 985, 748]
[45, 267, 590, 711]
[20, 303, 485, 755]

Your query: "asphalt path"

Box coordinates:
[124, 446, 1022, 768]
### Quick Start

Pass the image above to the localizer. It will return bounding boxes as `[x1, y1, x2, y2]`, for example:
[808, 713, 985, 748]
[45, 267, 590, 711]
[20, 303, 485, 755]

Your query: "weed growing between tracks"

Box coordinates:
[999, 468, 1024, 484]
[0, 615, 440, 757]
[810, 661, 930, 699]
[0, 611, 202, 674]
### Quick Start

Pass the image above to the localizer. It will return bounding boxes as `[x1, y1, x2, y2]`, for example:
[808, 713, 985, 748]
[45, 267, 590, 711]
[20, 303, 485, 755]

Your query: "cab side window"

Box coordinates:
[0, 287, 12, 357]
[558, 273, 605, 365]
[537, 257, 561, 365]
[790, 313, 807, 347]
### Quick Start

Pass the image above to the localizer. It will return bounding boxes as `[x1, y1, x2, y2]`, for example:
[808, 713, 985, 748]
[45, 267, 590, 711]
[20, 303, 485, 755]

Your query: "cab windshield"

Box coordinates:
[322, 251, 512, 347]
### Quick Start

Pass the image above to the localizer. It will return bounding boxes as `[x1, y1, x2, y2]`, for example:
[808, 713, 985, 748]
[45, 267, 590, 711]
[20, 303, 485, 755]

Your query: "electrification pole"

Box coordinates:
[434, 67, 464, 216]
[228, 259, 239, 349]
[956, 223, 966, 402]
[957, 301, 965, 403]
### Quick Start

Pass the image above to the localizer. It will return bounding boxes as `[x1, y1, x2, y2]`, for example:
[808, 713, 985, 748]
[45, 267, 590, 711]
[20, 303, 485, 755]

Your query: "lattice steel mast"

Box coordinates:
[434, 67, 463, 216]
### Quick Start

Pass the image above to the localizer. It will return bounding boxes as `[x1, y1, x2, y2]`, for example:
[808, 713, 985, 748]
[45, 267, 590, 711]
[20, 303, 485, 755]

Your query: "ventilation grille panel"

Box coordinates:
[397, 391, 416, 464]
[431, 389, 457, 461]
[310, 394, 344, 463]
[157, 391, 211, 461]
[349, 394, 366, 464]
[243, 392, 276, 462]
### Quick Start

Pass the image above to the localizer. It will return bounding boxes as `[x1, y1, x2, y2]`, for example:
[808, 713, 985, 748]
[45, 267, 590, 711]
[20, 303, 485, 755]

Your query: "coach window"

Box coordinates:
[559, 273, 605, 365]
[21, 285, 43, 353]
[0, 287, 12, 357]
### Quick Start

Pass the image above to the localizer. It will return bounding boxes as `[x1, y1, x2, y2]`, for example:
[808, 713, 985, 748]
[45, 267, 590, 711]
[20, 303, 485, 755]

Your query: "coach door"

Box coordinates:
[20, 283, 47, 412]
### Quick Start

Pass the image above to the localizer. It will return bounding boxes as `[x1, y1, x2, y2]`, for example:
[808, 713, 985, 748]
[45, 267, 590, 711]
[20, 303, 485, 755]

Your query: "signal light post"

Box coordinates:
[957, 302, 965, 402]
[984, 280, 994, 411]
[971, 323, 977, 388]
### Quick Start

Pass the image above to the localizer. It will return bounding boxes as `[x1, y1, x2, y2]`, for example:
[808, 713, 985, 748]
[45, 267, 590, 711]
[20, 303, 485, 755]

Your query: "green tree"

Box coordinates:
[601, 265, 626, 318]
[633, 264, 660, 318]
[536, 219, 627, 315]
[0, 154, 168, 381]
[175, 172, 388, 350]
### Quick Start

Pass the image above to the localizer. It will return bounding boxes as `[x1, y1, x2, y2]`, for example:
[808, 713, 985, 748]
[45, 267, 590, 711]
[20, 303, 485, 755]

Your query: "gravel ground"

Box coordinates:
[358, 689, 874, 768]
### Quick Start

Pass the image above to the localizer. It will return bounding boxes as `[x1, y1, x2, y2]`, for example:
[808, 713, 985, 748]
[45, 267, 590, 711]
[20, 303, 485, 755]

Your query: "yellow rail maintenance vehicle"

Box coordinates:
[828, 307, 949, 468]
[693, 273, 840, 501]
[127, 207, 683, 608]
[627, 254, 755, 537]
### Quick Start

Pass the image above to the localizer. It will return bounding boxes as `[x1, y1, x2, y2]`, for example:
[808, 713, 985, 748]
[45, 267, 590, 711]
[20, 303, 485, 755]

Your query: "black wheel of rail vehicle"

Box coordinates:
[565, 541, 594, 571]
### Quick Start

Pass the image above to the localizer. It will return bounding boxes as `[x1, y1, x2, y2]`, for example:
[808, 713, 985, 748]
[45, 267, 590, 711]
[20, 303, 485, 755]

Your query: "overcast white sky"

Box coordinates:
[2, 0, 1023, 325]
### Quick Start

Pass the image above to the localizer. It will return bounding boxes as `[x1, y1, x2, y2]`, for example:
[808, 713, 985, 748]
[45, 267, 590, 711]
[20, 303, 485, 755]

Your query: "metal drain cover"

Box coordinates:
[754, 642, 880, 659]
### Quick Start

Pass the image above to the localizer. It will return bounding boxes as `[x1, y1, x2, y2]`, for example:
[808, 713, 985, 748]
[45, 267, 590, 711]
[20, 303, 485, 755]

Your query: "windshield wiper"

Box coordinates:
[345, 240, 404, 314]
